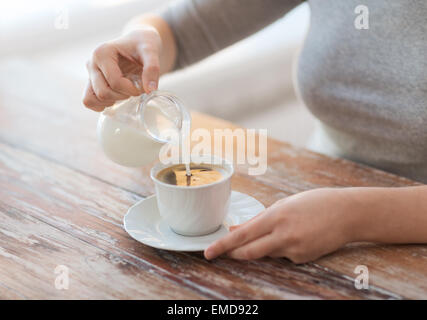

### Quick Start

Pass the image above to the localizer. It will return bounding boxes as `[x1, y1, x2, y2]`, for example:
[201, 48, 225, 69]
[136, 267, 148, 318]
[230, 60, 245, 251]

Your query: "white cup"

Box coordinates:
[151, 157, 234, 236]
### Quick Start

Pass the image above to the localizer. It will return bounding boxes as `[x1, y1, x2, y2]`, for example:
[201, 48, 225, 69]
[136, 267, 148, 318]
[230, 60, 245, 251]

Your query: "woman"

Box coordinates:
[82, 0, 427, 263]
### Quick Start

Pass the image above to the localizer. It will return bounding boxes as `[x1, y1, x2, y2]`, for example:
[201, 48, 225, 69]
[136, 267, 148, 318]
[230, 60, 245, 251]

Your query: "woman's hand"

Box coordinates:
[204, 188, 358, 264]
[82, 27, 162, 112]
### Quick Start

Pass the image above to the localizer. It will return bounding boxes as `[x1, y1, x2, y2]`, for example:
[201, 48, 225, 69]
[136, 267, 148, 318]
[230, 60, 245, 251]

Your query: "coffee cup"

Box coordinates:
[150, 156, 234, 236]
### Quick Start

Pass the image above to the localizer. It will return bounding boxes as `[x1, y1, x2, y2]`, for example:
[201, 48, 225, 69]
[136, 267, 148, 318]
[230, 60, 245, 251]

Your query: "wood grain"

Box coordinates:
[0, 142, 393, 299]
[0, 201, 201, 299]
[0, 59, 426, 299]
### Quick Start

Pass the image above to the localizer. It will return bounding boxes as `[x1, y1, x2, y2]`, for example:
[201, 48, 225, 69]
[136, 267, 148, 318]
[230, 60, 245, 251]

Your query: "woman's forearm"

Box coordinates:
[347, 186, 427, 244]
[123, 14, 177, 75]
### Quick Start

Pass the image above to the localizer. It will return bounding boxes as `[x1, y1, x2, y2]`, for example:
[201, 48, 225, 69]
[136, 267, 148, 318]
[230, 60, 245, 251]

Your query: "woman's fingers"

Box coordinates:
[137, 43, 160, 93]
[89, 64, 129, 102]
[94, 48, 141, 96]
[204, 206, 278, 260]
[82, 27, 164, 111]
[227, 233, 279, 260]
[82, 81, 115, 112]
[268, 248, 285, 258]
[228, 208, 270, 232]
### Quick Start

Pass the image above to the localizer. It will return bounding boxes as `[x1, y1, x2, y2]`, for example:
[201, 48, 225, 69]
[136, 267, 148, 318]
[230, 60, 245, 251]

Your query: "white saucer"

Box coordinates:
[123, 191, 265, 252]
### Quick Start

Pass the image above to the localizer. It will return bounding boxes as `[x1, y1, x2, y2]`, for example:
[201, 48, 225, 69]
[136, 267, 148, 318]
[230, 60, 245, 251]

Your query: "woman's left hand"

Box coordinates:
[204, 188, 358, 264]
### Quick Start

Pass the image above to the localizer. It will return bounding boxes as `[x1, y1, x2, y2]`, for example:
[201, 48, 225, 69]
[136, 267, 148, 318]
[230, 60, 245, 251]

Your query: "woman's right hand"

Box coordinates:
[82, 26, 162, 112]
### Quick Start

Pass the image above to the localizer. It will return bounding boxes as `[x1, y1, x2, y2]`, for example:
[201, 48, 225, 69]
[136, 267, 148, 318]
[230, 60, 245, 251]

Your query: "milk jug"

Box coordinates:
[97, 91, 191, 167]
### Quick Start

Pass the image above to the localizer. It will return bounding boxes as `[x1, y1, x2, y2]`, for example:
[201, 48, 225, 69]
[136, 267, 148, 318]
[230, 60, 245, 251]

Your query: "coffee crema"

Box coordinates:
[156, 163, 223, 187]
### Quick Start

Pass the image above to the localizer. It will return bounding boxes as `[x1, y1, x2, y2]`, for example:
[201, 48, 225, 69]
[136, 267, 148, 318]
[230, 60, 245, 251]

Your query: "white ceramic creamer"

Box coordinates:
[97, 91, 191, 167]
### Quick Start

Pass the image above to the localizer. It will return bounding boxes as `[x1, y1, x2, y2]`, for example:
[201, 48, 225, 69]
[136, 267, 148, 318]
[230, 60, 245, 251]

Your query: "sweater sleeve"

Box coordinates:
[159, 0, 303, 70]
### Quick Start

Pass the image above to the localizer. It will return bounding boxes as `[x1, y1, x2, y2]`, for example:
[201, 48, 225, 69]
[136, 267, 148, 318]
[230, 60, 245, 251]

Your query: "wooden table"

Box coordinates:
[0, 60, 426, 300]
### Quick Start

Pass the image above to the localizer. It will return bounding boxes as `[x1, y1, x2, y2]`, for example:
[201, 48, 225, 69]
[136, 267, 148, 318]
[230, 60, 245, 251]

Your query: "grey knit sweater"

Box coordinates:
[162, 0, 427, 182]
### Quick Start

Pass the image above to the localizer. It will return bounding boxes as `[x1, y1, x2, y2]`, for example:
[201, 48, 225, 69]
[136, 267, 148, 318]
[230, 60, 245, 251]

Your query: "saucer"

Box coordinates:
[123, 191, 265, 251]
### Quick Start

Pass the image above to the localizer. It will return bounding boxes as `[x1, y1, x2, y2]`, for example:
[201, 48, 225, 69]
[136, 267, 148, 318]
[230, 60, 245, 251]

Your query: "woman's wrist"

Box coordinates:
[339, 187, 388, 243]
[340, 188, 369, 243]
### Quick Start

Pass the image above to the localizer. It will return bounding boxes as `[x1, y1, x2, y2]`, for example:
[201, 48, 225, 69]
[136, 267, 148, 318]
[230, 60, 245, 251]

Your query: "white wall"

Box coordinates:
[0, 0, 170, 56]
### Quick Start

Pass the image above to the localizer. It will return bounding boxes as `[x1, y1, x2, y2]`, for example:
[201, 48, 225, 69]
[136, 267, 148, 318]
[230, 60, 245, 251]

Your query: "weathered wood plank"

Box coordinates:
[0, 203, 202, 299]
[0, 142, 396, 299]
[0, 281, 27, 299]
[316, 243, 427, 299]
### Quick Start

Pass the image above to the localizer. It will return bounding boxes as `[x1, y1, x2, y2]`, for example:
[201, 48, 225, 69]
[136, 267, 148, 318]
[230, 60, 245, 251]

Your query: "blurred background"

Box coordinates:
[0, 0, 315, 147]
